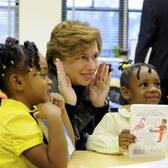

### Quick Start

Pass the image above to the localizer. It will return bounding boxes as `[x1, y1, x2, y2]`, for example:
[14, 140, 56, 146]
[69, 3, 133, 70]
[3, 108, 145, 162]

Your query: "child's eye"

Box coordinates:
[39, 72, 47, 79]
[36, 71, 48, 79]
[154, 82, 161, 88]
[140, 83, 148, 88]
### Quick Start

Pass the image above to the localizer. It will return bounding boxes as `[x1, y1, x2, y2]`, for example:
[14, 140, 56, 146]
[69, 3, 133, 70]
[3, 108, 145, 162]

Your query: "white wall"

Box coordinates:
[19, 0, 62, 55]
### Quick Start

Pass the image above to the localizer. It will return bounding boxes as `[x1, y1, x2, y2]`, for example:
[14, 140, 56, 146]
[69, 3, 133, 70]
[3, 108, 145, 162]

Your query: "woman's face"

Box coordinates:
[62, 40, 99, 86]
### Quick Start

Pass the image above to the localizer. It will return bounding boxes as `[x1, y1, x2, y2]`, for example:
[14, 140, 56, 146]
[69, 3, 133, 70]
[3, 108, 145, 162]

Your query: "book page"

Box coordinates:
[128, 104, 168, 157]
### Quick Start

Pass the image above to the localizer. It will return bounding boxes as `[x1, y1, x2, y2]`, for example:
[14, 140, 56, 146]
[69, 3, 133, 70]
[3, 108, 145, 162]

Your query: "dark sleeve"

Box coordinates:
[135, 0, 158, 63]
[93, 103, 109, 126]
[65, 103, 76, 122]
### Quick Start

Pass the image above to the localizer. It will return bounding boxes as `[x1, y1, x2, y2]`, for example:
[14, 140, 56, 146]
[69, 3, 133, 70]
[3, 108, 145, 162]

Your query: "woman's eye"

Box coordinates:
[80, 55, 87, 60]
[94, 54, 99, 59]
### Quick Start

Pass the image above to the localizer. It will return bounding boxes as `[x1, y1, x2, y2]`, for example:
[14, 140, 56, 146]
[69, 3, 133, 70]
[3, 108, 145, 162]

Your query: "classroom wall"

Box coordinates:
[19, 0, 62, 55]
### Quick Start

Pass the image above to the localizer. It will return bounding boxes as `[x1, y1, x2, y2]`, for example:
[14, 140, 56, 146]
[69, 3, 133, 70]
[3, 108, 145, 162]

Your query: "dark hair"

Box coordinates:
[0, 37, 41, 93]
[120, 63, 158, 88]
[162, 119, 167, 124]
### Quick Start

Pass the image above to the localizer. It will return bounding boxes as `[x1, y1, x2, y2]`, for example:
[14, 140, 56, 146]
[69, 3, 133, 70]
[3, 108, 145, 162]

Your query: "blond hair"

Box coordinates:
[46, 20, 102, 63]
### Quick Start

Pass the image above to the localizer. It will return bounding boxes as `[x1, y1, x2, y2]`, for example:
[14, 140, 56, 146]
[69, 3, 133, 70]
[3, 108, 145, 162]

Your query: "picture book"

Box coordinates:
[128, 104, 168, 158]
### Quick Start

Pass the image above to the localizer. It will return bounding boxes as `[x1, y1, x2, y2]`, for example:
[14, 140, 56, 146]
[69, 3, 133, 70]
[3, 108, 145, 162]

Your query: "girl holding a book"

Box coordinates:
[86, 62, 161, 154]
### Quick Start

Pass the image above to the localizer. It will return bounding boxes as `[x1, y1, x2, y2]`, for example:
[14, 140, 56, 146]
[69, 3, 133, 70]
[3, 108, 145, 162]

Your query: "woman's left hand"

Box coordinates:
[89, 62, 112, 107]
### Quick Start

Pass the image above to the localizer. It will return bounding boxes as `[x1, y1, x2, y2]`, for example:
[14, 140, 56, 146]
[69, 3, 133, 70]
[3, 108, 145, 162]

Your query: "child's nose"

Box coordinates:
[149, 85, 158, 92]
[47, 77, 53, 85]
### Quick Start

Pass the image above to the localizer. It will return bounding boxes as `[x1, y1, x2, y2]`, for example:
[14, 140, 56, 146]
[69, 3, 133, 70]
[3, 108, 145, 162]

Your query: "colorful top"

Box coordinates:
[0, 99, 43, 168]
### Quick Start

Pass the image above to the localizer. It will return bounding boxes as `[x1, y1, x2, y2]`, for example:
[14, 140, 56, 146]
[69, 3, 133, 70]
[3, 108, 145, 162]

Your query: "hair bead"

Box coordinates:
[10, 60, 14, 65]
[2, 65, 6, 70]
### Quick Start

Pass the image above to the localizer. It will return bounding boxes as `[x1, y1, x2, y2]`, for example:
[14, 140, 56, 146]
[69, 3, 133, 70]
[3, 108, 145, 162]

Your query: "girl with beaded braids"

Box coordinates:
[86, 62, 162, 155]
[0, 37, 74, 168]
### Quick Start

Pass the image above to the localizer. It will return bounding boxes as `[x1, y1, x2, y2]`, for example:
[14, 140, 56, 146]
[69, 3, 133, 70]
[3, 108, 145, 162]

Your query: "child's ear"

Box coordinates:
[9, 74, 25, 91]
[120, 86, 131, 101]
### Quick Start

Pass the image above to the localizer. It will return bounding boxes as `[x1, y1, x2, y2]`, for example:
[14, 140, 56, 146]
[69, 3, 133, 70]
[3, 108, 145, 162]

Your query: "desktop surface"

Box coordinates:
[68, 150, 168, 168]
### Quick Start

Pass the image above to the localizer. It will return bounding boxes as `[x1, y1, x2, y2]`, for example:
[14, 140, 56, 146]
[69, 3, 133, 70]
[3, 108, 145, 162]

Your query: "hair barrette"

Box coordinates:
[118, 60, 132, 71]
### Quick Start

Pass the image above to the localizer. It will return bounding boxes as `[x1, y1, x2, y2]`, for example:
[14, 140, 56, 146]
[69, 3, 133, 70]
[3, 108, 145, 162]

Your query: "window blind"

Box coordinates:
[62, 0, 143, 58]
[0, 0, 19, 43]
[128, 0, 143, 45]
[62, 0, 119, 57]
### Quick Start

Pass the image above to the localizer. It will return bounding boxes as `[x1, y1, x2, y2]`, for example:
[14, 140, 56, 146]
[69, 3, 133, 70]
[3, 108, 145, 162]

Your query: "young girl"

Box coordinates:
[0, 37, 74, 168]
[86, 62, 161, 154]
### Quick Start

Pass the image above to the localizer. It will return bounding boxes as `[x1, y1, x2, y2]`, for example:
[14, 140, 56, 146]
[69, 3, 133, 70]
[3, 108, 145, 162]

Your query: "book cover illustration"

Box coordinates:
[128, 104, 168, 158]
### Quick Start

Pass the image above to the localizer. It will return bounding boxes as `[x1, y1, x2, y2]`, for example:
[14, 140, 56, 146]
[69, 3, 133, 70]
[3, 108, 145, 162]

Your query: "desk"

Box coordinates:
[68, 151, 168, 168]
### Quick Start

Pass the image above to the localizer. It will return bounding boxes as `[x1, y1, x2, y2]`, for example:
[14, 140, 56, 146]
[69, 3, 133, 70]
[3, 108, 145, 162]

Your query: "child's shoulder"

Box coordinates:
[103, 105, 130, 121]
[1, 99, 28, 111]
[103, 111, 119, 121]
[0, 99, 33, 123]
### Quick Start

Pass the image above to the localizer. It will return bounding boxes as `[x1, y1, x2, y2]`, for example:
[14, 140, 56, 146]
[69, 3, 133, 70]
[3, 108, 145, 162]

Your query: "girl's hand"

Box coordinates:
[54, 58, 77, 106]
[89, 62, 112, 107]
[50, 92, 65, 113]
[119, 129, 136, 149]
[36, 102, 61, 119]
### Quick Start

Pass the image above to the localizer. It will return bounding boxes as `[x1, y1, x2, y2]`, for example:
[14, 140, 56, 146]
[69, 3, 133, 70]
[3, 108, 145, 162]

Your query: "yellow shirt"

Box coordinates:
[0, 99, 43, 168]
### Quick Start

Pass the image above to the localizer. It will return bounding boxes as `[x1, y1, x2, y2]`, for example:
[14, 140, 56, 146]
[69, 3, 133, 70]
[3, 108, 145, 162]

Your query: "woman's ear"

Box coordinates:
[9, 74, 25, 91]
[120, 86, 131, 102]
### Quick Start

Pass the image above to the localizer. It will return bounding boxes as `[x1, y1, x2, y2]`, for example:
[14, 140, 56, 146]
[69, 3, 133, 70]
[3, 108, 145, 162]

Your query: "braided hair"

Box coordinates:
[0, 37, 41, 93]
[120, 62, 158, 88]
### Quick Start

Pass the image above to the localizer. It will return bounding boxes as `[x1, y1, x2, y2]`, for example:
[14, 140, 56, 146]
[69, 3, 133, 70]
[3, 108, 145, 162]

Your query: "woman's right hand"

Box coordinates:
[54, 58, 77, 106]
[119, 129, 136, 149]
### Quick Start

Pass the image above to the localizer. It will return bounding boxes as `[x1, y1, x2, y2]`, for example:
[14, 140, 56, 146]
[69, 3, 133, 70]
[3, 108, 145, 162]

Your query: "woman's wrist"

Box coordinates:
[91, 99, 108, 107]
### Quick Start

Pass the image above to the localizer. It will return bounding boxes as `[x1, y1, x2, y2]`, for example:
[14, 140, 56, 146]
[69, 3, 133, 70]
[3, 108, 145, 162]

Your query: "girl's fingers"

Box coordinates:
[33, 111, 40, 118]
[120, 129, 130, 134]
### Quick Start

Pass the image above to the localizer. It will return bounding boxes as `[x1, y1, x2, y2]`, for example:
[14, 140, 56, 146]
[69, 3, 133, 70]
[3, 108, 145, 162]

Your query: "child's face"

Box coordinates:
[23, 57, 52, 108]
[126, 66, 161, 104]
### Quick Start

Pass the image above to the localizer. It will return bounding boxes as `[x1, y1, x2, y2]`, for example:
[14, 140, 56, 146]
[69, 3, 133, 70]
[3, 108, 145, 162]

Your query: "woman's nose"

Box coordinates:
[86, 59, 97, 70]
